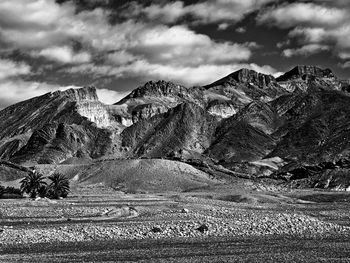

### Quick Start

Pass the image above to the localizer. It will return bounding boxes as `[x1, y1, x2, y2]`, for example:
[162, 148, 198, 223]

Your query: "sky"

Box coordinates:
[0, 0, 349, 108]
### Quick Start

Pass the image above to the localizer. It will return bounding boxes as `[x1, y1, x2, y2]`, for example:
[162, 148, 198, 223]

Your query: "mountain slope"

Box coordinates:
[112, 80, 205, 125]
[121, 102, 217, 158]
[0, 87, 120, 164]
[205, 68, 286, 103]
[1, 65, 350, 191]
[268, 90, 350, 164]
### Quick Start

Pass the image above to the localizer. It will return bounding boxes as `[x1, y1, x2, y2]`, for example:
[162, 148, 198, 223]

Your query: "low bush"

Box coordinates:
[0, 185, 5, 198]
[0, 185, 23, 199]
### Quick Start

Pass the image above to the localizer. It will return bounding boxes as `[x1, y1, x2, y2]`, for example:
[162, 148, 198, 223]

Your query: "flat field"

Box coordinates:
[1, 185, 350, 262]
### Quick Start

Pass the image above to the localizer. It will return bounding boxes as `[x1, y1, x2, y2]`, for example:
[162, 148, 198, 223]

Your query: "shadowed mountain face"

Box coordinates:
[121, 102, 217, 158]
[276, 66, 335, 82]
[269, 91, 350, 164]
[1, 65, 350, 189]
[0, 87, 119, 164]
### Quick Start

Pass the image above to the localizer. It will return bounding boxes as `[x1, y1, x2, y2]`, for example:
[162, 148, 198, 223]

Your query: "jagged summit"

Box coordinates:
[276, 65, 335, 82]
[115, 80, 189, 105]
[0, 85, 115, 163]
[2, 63, 350, 190]
[205, 68, 276, 88]
[52, 86, 99, 102]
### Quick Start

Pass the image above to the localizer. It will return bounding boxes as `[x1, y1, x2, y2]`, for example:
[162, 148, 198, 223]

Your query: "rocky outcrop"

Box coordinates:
[0, 87, 118, 164]
[113, 80, 205, 125]
[206, 120, 275, 163]
[121, 102, 217, 158]
[206, 100, 238, 119]
[77, 101, 113, 128]
[113, 71, 287, 125]
[11, 121, 114, 164]
[267, 91, 350, 165]
[116, 80, 204, 105]
[276, 66, 343, 93]
[276, 66, 335, 82]
[204, 68, 286, 106]
[207, 68, 276, 88]
[131, 103, 169, 123]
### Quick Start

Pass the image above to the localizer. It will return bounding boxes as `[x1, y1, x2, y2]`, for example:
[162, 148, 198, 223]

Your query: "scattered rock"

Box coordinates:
[181, 208, 189, 213]
[197, 224, 209, 233]
[151, 226, 162, 233]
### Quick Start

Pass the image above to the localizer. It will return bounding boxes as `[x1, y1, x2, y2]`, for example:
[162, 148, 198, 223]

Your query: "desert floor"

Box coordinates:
[1, 184, 350, 262]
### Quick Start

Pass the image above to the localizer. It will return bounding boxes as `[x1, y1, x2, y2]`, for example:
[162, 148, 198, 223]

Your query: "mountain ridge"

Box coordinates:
[1, 65, 350, 190]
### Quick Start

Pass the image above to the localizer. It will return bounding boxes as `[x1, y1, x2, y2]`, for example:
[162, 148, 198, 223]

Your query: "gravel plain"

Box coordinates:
[1, 188, 350, 262]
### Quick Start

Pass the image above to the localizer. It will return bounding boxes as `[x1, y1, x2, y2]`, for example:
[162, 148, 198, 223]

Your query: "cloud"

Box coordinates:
[33, 46, 91, 64]
[313, 0, 350, 7]
[96, 88, 129, 105]
[258, 2, 350, 60]
[282, 44, 329, 57]
[276, 40, 290, 49]
[0, 0, 76, 49]
[0, 57, 73, 107]
[339, 52, 350, 60]
[105, 51, 138, 66]
[218, 23, 230, 31]
[0, 0, 278, 106]
[134, 1, 187, 24]
[65, 59, 278, 87]
[123, 0, 274, 25]
[0, 1, 255, 67]
[132, 25, 253, 66]
[339, 61, 350, 69]
[257, 3, 348, 28]
[0, 57, 124, 108]
[288, 26, 350, 56]
[0, 59, 31, 80]
[0, 79, 67, 108]
[236, 27, 246, 33]
[0, 78, 125, 108]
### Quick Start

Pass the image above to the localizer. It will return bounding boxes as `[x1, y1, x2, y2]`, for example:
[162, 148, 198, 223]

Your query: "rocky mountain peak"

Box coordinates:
[116, 80, 187, 104]
[205, 68, 276, 88]
[52, 86, 99, 102]
[233, 68, 275, 83]
[276, 65, 335, 82]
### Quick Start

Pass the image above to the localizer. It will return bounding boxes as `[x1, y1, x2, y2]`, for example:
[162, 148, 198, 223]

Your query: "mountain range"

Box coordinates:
[1, 65, 350, 190]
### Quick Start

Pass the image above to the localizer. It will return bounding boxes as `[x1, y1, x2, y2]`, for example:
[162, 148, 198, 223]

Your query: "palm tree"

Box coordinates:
[20, 172, 47, 199]
[47, 173, 70, 199]
[0, 185, 5, 198]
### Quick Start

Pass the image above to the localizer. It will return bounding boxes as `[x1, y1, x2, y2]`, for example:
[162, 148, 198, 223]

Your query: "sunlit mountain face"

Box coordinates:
[0, 0, 349, 108]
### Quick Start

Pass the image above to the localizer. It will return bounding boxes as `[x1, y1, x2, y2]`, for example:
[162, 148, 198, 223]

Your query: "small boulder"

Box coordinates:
[197, 224, 209, 233]
[151, 226, 162, 233]
[181, 208, 189, 213]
